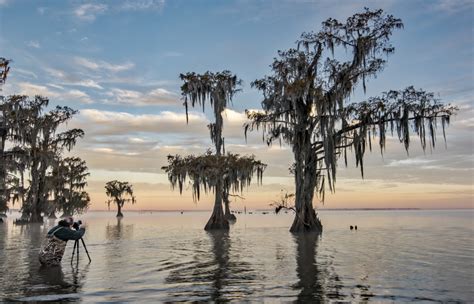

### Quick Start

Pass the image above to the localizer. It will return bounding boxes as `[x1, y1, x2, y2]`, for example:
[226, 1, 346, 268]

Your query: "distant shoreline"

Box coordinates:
[6, 208, 472, 213]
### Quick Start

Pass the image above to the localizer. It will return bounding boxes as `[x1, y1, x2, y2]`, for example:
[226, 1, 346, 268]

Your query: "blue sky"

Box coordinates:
[1, 0, 473, 210]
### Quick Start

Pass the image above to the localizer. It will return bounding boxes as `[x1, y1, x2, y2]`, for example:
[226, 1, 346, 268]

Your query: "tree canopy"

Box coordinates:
[0, 63, 86, 221]
[245, 8, 457, 232]
[105, 180, 136, 217]
[163, 151, 266, 202]
[163, 71, 266, 229]
[50, 157, 90, 217]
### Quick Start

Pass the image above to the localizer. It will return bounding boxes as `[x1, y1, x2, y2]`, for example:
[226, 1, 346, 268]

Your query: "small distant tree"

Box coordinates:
[162, 71, 266, 230]
[105, 180, 136, 217]
[246, 8, 457, 233]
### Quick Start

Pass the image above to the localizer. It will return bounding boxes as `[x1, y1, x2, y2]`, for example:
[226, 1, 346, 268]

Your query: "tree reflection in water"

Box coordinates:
[165, 231, 259, 302]
[293, 233, 344, 302]
[105, 217, 134, 241]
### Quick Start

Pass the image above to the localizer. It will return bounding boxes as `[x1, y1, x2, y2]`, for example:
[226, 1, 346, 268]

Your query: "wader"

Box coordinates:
[38, 227, 67, 266]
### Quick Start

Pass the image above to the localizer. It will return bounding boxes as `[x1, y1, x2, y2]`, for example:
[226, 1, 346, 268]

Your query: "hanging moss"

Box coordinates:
[164, 71, 266, 230]
[162, 151, 266, 203]
[245, 8, 457, 233]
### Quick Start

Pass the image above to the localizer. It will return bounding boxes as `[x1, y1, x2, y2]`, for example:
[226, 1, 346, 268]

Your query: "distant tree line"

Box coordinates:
[0, 58, 90, 222]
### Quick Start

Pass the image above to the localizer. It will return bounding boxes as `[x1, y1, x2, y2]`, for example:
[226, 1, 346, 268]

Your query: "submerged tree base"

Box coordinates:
[225, 213, 237, 222]
[205, 208, 229, 230]
[14, 218, 32, 225]
[290, 208, 323, 234]
[29, 214, 44, 223]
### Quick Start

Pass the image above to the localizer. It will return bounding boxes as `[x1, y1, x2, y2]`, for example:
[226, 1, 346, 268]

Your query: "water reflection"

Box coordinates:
[105, 217, 134, 240]
[165, 231, 258, 302]
[293, 233, 344, 302]
[0, 222, 89, 301]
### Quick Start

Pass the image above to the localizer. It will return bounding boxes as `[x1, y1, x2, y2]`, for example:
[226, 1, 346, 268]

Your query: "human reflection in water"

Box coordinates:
[293, 233, 343, 302]
[38, 263, 89, 290]
[0, 222, 89, 302]
[12, 264, 90, 302]
[165, 231, 258, 302]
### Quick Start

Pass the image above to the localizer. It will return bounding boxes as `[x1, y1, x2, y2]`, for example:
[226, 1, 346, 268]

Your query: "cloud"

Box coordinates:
[74, 57, 134, 72]
[75, 108, 208, 136]
[18, 82, 59, 98]
[454, 117, 474, 129]
[73, 1, 165, 22]
[16, 82, 93, 104]
[386, 158, 436, 167]
[433, 0, 473, 13]
[104, 87, 180, 106]
[120, 0, 165, 11]
[74, 79, 103, 89]
[25, 40, 40, 48]
[44, 67, 104, 89]
[47, 83, 65, 90]
[66, 89, 93, 104]
[14, 68, 38, 79]
[74, 3, 108, 21]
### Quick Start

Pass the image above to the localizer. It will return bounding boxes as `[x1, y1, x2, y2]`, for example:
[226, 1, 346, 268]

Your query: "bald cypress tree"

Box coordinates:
[105, 180, 136, 217]
[246, 8, 457, 233]
[163, 71, 266, 230]
[0, 57, 12, 214]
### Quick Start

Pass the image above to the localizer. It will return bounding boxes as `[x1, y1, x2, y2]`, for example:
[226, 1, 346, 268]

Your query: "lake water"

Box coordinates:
[0, 210, 473, 303]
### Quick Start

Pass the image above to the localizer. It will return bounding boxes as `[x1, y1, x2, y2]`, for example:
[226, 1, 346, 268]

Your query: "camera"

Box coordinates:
[72, 220, 82, 230]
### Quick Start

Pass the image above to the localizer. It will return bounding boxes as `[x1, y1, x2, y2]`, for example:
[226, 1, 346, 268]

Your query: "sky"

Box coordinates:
[0, 0, 473, 211]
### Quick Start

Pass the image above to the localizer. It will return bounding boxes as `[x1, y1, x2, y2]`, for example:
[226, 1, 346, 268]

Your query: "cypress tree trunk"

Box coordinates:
[290, 134, 322, 233]
[0, 132, 7, 213]
[223, 191, 236, 221]
[28, 165, 43, 222]
[30, 206, 43, 222]
[116, 203, 123, 217]
[205, 180, 229, 230]
[290, 200, 322, 233]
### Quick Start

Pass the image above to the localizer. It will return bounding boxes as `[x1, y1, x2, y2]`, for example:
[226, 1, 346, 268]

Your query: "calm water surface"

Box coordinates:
[0, 210, 473, 302]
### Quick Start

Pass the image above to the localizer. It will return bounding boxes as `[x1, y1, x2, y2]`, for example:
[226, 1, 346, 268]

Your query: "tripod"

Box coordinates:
[71, 238, 91, 263]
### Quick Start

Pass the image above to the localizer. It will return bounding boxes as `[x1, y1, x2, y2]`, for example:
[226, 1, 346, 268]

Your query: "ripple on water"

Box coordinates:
[0, 210, 472, 302]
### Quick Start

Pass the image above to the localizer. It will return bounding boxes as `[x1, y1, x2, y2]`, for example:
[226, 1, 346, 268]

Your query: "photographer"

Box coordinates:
[38, 217, 86, 266]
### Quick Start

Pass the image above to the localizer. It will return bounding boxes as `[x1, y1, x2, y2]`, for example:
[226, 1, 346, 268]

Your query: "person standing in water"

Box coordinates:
[38, 217, 86, 266]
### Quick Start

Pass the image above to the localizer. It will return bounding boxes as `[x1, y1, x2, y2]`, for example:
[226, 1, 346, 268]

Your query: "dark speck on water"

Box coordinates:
[0, 210, 472, 303]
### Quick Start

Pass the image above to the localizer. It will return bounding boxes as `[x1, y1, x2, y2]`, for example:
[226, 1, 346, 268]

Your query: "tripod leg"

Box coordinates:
[80, 238, 92, 263]
[71, 240, 77, 262]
